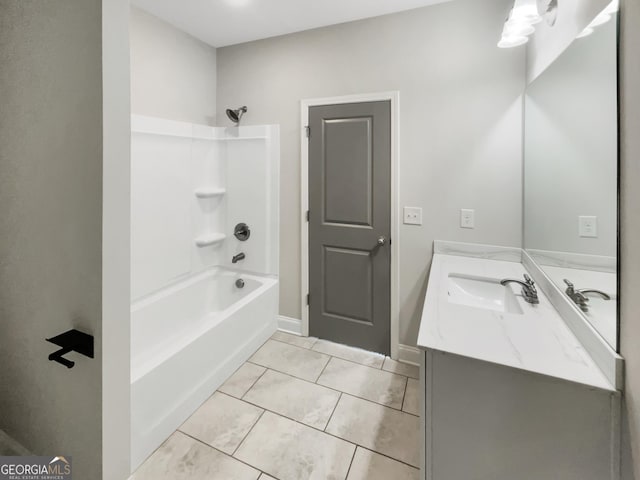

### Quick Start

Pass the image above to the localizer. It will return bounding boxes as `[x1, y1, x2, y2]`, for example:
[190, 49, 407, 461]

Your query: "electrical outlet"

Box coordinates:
[403, 207, 422, 225]
[460, 209, 475, 229]
[579, 216, 598, 238]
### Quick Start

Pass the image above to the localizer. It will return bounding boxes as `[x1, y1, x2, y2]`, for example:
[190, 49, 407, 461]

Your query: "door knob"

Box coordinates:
[377, 236, 387, 246]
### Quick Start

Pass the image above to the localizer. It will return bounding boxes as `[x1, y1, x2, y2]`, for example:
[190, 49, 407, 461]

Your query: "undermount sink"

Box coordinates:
[447, 274, 524, 315]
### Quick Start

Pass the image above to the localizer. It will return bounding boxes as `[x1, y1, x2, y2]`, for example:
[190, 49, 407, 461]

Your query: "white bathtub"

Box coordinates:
[130, 267, 278, 470]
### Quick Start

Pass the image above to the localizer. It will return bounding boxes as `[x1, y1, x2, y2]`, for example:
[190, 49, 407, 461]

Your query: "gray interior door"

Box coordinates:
[308, 101, 391, 354]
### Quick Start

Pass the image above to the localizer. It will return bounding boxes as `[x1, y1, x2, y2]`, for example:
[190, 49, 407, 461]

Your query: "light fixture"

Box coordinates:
[509, 0, 542, 25]
[498, 0, 541, 48]
[537, 0, 559, 26]
[503, 23, 536, 37]
[498, 36, 529, 48]
[499, 0, 617, 48]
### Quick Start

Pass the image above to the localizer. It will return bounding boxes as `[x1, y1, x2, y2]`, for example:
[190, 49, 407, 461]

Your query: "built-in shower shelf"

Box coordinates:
[195, 188, 226, 199]
[195, 233, 226, 247]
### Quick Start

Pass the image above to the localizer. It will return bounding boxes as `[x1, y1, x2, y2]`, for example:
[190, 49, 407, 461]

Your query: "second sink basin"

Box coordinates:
[447, 274, 524, 315]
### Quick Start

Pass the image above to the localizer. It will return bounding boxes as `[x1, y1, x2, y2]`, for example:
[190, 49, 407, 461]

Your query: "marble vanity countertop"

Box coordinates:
[417, 254, 614, 392]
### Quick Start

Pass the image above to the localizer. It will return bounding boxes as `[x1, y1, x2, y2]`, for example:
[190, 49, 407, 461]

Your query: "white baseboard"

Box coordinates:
[278, 315, 303, 335]
[398, 344, 422, 366]
[277, 316, 420, 366]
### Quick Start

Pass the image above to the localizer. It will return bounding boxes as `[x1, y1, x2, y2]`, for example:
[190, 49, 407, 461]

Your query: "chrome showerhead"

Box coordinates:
[226, 106, 247, 124]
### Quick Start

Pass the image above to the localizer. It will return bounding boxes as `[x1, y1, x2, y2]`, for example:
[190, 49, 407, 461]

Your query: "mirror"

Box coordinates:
[524, 7, 618, 350]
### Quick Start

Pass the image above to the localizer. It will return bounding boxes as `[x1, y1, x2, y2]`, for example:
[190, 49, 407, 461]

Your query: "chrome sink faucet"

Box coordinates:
[564, 279, 611, 312]
[564, 279, 589, 311]
[232, 252, 245, 264]
[500, 274, 540, 304]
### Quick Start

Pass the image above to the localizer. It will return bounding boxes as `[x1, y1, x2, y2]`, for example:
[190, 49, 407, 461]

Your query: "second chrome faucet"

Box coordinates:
[564, 279, 611, 312]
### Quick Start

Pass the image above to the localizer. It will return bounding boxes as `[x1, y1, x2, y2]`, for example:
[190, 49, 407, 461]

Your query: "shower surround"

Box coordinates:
[130, 115, 280, 469]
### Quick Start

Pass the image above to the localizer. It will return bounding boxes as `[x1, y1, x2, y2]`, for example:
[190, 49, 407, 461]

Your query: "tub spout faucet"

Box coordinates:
[232, 253, 245, 264]
[500, 274, 540, 304]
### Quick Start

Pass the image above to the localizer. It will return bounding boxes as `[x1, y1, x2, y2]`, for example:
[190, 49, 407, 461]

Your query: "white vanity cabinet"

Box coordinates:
[419, 349, 620, 480]
[418, 246, 622, 480]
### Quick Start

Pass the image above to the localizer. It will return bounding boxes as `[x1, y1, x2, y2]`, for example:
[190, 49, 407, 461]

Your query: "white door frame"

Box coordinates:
[300, 91, 400, 360]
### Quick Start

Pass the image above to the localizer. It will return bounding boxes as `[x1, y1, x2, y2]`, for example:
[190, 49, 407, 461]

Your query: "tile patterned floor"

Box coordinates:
[131, 332, 420, 480]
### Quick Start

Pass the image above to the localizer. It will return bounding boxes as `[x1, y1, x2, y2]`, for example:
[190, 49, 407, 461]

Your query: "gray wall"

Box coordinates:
[130, 7, 217, 125]
[217, 0, 526, 346]
[0, 1, 103, 478]
[620, 0, 640, 476]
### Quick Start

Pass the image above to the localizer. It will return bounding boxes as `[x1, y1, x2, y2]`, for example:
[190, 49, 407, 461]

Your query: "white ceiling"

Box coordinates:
[131, 0, 453, 48]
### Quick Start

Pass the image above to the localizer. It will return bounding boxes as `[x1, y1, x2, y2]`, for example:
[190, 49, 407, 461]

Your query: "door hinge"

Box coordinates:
[306, 210, 310, 222]
[305, 125, 311, 138]
[306, 294, 310, 306]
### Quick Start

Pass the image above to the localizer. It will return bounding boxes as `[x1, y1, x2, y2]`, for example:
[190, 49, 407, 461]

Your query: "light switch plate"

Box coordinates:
[404, 207, 422, 225]
[461, 209, 475, 229]
[579, 216, 598, 238]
